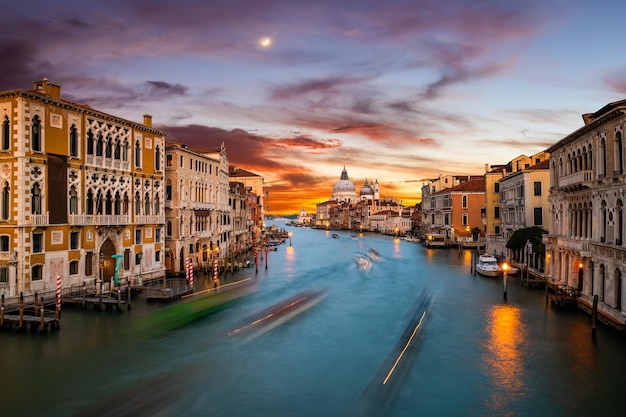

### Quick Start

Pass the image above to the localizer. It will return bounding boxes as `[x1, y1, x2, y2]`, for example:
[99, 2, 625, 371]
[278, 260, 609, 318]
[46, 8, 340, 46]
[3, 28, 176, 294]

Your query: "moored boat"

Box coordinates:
[475, 254, 502, 277]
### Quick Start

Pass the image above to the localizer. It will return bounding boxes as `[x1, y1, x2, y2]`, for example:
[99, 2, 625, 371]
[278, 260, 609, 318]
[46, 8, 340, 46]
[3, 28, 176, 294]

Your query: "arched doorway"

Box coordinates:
[99, 238, 117, 282]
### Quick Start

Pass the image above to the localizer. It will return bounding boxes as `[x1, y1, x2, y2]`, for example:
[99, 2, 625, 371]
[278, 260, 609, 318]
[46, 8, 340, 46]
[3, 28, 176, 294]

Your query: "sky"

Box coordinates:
[2, 0, 626, 215]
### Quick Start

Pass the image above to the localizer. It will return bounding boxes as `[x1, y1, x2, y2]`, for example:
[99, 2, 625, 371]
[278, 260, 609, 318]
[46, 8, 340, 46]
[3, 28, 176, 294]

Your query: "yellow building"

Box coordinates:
[0, 79, 165, 298]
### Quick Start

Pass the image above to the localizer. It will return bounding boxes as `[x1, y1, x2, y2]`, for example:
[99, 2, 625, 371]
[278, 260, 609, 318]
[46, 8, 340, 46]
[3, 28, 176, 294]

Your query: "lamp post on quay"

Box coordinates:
[289, 231, 292, 246]
[502, 261, 509, 300]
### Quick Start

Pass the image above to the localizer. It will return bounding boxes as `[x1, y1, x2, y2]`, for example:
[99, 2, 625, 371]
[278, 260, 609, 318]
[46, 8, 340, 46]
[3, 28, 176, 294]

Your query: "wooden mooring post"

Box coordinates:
[0, 294, 4, 327]
[19, 292, 24, 329]
[39, 298, 45, 332]
[592, 294, 598, 340]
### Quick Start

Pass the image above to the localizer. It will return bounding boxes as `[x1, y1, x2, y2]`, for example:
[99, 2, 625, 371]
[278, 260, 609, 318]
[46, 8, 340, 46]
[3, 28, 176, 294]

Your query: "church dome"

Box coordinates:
[333, 167, 356, 194]
[332, 167, 358, 203]
[360, 179, 374, 196]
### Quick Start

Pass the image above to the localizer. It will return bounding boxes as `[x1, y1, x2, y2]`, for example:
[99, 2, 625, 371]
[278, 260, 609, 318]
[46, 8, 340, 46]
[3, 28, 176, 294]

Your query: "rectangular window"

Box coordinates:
[70, 231, 79, 250]
[33, 233, 43, 253]
[494, 183, 499, 193]
[533, 207, 543, 226]
[155, 250, 161, 262]
[494, 225, 501, 234]
[70, 261, 79, 275]
[135, 229, 141, 244]
[155, 228, 161, 243]
[0, 235, 8, 252]
[124, 249, 130, 270]
[534, 181, 542, 196]
[0, 266, 8, 284]
[166, 154, 173, 167]
[180, 155, 183, 167]
[85, 252, 93, 276]
[462, 195, 468, 208]
[494, 206, 500, 219]
[32, 265, 43, 281]
[462, 213, 468, 226]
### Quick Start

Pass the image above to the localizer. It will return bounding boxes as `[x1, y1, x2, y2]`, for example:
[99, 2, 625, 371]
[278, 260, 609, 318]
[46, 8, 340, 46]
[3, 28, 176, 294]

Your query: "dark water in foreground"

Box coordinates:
[1, 221, 625, 417]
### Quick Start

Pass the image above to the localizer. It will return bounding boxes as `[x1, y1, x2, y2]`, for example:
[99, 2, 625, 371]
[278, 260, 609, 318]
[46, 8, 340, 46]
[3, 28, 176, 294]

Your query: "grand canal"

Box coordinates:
[2, 221, 625, 417]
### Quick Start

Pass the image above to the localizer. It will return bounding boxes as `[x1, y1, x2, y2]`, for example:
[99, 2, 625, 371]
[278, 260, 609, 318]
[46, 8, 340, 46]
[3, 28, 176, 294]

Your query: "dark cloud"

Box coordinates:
[270, 74, 373, 100]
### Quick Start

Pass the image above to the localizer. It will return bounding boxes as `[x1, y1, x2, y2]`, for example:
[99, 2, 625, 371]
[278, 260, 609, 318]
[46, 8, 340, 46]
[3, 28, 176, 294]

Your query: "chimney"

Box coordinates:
[143, 114, 152, 127]
[33, 78, 61, 99]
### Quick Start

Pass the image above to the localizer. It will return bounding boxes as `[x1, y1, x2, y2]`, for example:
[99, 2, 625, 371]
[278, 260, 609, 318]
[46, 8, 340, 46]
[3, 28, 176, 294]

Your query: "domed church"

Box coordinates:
[331, 167, 379, 203]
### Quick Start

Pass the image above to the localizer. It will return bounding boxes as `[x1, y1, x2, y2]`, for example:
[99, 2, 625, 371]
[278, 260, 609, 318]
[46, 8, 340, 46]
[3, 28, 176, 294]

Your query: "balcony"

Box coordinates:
[135, 215, 165, 225]
[28, 213, 49, 226]
[558, 170, 593, 191]
[70, 214, 130, 226]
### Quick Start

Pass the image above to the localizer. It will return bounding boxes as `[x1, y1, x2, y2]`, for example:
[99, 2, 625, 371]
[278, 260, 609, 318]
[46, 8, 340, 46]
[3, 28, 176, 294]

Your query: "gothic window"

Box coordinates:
[31, 115, 41, 151]
[122, 141, 128, 161]
[69, 186, 78, 215]
[155, 145, 161, 171]
[31, 183, 41, 214]
[105, 191, 113, 215]
[105, 135, 112, 158]
[86, 189, 94, 215]
[87, 129, 94, 155]
[123, 193, 129, 215]
[617, 131, 624, 175]
[95, 190, 103, 215]
[135, 192, 141, 215]
[96, 133, 103, 156]
[2, 181, 9, 220]
[154, 193, 160, 215]
[114, 192, 121, 215]
[144, 192, 151, 215]
[167, 220, 172, 236]
[135, 140, 141, 167]
[617, 200, 623, 246]
[2, 115, 9, 150]
[69, 124, 78, 157]
[601, 137, 607, 177]
[114, 140, 121, 159]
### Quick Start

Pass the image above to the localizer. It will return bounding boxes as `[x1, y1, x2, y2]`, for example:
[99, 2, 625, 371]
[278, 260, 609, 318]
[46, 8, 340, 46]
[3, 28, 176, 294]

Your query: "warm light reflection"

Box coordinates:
[483, 305, 526, 413]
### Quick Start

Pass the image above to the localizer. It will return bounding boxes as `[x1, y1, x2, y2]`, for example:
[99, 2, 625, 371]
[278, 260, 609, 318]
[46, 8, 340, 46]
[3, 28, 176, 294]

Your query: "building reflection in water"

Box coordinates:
[483, 304, 527, 415]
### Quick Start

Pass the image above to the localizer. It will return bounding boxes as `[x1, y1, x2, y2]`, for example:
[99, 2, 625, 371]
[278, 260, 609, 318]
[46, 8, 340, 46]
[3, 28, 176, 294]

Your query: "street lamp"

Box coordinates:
[502, 261, 509, 300]
[288, 231, 292, 246]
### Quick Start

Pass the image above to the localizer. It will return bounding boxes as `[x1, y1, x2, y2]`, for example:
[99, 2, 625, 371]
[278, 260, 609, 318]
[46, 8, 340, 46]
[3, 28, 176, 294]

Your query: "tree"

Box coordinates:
[506, 226, 546, 255]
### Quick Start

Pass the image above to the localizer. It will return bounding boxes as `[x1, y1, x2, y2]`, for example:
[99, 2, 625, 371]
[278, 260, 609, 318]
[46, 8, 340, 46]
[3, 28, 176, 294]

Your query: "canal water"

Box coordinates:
[1, 221, 625, 417]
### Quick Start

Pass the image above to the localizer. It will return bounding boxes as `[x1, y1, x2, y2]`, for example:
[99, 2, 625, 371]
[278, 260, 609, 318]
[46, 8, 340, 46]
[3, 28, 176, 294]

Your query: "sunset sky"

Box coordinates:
[2, 0, 626, 214]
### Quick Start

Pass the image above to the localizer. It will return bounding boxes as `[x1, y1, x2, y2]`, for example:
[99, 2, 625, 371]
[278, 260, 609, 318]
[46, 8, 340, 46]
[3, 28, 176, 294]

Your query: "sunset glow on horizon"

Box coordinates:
[3, 1, 626, 215]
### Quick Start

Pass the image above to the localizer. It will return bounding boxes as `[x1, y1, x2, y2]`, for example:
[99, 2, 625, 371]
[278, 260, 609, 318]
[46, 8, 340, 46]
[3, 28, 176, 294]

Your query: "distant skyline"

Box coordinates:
[2, 0, 626, 214]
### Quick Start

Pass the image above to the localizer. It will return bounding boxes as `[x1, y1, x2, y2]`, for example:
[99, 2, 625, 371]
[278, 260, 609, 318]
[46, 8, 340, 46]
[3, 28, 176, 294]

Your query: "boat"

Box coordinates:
[424, 233, 446, 248]
[332, 233, 339, 238]
[354, 254, 372, 270]
[475, 254, 502, 277]
[350, 235, 358, 240]
[366, 248, 382, 262]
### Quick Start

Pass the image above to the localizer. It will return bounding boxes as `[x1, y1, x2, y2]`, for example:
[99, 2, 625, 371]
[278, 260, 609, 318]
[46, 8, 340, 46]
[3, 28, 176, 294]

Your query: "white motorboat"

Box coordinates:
[354, 254, 372, 270]
[475, 254, 502, 277]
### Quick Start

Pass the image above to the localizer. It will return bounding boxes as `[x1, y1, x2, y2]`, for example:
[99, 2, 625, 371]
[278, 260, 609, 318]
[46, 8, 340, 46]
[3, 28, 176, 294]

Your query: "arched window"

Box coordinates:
[154, 193, 160, 215]
[31, 183, 41, 214]
[86, 129, 94, 155]
[599, 264, 606, 302]
[2, 181, 9, 220]
[123, 193, 129, 215]
[2, 115, 9, 150]
[166, 179, 172, 200]
[69, 186, 78, 215]
[86, 189, 94, 215]
[114, 192, 121, 215]
[122, 141, 128, 162]
[601, 137, 607, 177]
[105, 135, 112, 158]
[616, 131, 624, 175]
[134, 140, 141, 167]
[96, 133, 103, 156]
[144, 192, 151, 215]
[617, 200, 623, 246]
[114, 140, 121, 159]
[167, 220, 172, 236]
[95, 190, 103, 215]
[135, 192, 141, 215]
[31, 115, 41, 151]
[155, 145, 161, 171]
[601, 200, 607, 243]
[69, 124, 78, 157]
[105, 191, 113, 215]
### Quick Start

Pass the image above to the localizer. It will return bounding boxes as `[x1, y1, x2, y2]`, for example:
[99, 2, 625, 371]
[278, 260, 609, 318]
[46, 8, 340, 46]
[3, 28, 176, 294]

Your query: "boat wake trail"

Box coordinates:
[351, 288, 434, 416]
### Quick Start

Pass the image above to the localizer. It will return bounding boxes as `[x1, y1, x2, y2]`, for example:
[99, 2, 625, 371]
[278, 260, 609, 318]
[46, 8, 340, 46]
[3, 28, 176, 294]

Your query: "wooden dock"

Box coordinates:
[0, 294, 60, 332]
[547, 283, 579, 308]
[61, 280, 131, 311]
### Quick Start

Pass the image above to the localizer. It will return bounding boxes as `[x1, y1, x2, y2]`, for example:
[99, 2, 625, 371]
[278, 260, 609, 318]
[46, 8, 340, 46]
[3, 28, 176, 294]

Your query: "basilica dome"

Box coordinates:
[332, 167, 358, 203]
[360, 179, 374, 197]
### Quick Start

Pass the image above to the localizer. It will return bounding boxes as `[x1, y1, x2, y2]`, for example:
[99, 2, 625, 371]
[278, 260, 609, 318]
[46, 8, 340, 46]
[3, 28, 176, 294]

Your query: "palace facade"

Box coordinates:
[0, 79, 165, 297]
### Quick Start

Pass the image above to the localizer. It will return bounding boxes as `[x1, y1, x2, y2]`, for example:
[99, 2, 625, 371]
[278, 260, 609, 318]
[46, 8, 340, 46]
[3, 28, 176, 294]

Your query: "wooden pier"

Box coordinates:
[0, 293, 60, 332]
[547, 283, 579, 308]
[61, 280, 131, 311]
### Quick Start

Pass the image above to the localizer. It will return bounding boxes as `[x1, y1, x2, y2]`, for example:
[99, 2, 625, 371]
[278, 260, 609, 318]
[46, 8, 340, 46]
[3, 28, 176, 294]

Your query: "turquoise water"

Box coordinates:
[1, 222, 624, 417]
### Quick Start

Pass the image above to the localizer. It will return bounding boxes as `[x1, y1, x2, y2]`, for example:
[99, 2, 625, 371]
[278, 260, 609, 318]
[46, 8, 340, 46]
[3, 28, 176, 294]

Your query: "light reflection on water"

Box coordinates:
[483, 304, 527, 416]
